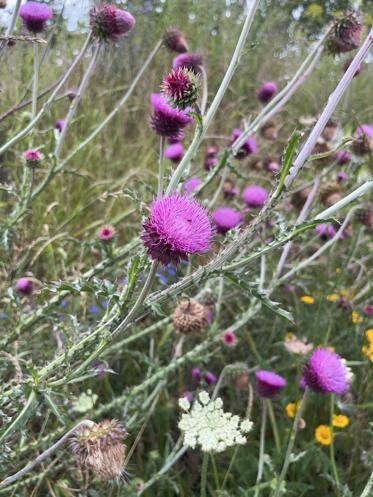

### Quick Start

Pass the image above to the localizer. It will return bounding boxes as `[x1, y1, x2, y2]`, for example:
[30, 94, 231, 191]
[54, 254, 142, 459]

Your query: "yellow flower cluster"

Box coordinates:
[362, 329, 373, 363]
[351, 311, 363, 325]
[315, 414, 350, 446]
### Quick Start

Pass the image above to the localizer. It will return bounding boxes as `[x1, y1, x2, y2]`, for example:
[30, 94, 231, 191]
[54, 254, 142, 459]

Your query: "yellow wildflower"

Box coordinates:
[366, 329, 373, 343]
[315, 425, 333, 446]
[351, 311, 363, 325]
[362, 343, 373, 363]
[286, 401, 301, 419]
[332, 415, 350, 428]
[300, 295, 315, 305]
[326, 294, 339, 302]
[286, 332, 295, 340]
[336, 268, 342, 274]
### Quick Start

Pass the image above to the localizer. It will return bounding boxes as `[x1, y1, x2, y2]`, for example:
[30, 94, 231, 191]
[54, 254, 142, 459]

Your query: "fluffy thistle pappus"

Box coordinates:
[19, 1, 53, 33]
[173, 299, 210, 335]
[69, 420, 128, 481]
[303, 348, 351, 394]
[327, 11, 363, 54]
[162, 67, 200, 110]
[163, 27, 188, 53]
[141, 194, 213, 265]
[150, 93, 193, 139]
[172, 52, 203, 75]
[89, 4, 135, 42]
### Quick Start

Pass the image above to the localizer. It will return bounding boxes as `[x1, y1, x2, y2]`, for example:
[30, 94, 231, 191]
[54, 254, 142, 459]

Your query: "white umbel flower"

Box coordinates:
[178, 391, 253, 452]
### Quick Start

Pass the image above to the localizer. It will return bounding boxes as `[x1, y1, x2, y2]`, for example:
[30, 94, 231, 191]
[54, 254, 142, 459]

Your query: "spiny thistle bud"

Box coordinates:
[70, 420, 128, 481]
[89, 4, 135, 42]
[357, 204, 373, 229]
[162, 68, 200, 110]
[319, 182, 343, 208]
[163, 27, 188, 53]
[173, 299, 209, 335]
[327, 11, 363, 54]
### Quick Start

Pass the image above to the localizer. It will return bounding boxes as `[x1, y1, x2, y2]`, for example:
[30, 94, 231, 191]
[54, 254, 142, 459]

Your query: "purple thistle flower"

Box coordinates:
[89, 4, 135, 42]
[223, 180, 240, 199]
[364, 304, 373, 315]
[222, 330, 237, 347]
[19, 1, 53, 33]
[303, 348, 350, 394]
[168, 131, 185, 144]
[204, 157, 218, 171]
[16, 277, 34, 296]
[183, 177, 202, 195]
[212, 207, 242, 234]
[256, 82, 277, 104]
[141, 194, 213, 265]
[243, 185, 269, 208]
[256, 370, 287, 398]
[150, 93, 193, 139]
[55, 120, 66, 132]
[337, 171, 349, 183]
[162, 67, 200, 110]
[165, 143, 184, 163]
[315, 223, 337, 240]
[182, 390, 194, 403]
[205, 371, 217, 385]
[356, 125, 373, 139]
[23, 149, 43, 167]
[192, 367, 201, 383]
[172, 52, 203, 75]
[163, 27, 188, 53]
[99, 226, 115, 241]
[231, 128, 257, 158]
[327, 11, 363, 54]
[335, 150, 351, 165]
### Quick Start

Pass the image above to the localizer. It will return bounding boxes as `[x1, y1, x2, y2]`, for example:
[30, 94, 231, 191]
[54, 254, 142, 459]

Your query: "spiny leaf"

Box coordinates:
[276, 130, 302, 196]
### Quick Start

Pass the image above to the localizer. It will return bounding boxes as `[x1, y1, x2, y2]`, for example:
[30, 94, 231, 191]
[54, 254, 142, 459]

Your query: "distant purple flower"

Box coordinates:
[222, 330, 237, 347]
[364, 305, 373, 315]
[206, 146, 218, 158]
[142, 194, 213, 265]
[192, 367, 201, 383]
[315, 223, 337, 241]
[356, 124, 373, 139]
[183, 177, 201, 195]
[90, 4, 135, 42]
[168, 131, 185, 144]
[303, 348, 350, 394]
[299, 375, 306, 391]
[337, 171, 349, 183]
[231, 128, 257, 158]
[256, 370, 287, 398]
[343, 58, 363, 77]
[266, 160, 280, 173]
[89, 304, 101, 315]
[19, 1, 53, 33]
[55, 120, 66, 132]
[205, 371, 217, 385]
[204, 157, 218, 171]
[163, 27, 188, 53]
[150, 93, 193, 140]
[256, 82, 277, 104]
[15, 277, 33, 296]
[182, 390, 193, 403]
[223, 181, 240, 199]
[335, 150, 350, 165]
[165, 143, 184, 163]
[212, 207, 242, 234]
[23, 149, 43, 167]
[172, 52, 203, 74]
[99, 226, 115, 241]
[243, 185, 269, 208]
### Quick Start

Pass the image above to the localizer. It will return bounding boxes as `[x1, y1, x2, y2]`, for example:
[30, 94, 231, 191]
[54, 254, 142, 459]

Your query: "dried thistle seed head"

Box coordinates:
[70, 420, 128, 481]
[357, 204, 373, 228]
[312, 141, 332, 167]
[321, 118, 338, 142]
[291, 186, 312, 209]
[163, 27, 188, 53]
[173, 299, 209, 335]
[327, 11, 363, 54]
[319, 182, 343, 207]
[260, 121, 278, 141]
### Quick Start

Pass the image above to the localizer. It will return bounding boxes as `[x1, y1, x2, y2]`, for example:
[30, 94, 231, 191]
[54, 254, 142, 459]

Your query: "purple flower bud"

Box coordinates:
[205, 371, 217, 385]
[335, 150, 351, 165]
[192, 367, 201, 383]
[163, 27, 188, 53]
[172, 52, 203, 75]
[256, 370, 287, 398]
[183, 177, 201, 195]
[99, 226, 115, 241]
[256, 82, 277, 104]
[165, 143, 184, 163]
[16, 277, 34, 296]
[315, 223, 337, 241]
[90, 4, 135, 42]
[55, 120, 66, 132]
[212, 207, 242, 234]
[336, 171, 349, 183]
[231, 128, 257, 158]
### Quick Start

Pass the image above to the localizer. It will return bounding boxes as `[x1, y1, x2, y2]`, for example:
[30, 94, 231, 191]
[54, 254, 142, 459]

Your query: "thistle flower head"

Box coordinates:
[23, 149, 43, 167]
[178, 391, 253, 452]
[327, 11, 363, 54]
[19, 1, 53, 33]
[150, 93, 193, 139]
[223, 180, 240, 199]
[212, 207, 242, 234]
[70, 420, 128, 481]
[303, 348, 350, 394]
[256, 81, 277, 104]
[255, 370, 287, 398]
[165, 142, 184, 163]
[163, 27, 188, 53]
[173, 299, 209, 335]
[231, 128, 257, 158]
[337, 171, 349, 183]
[141, 193, 213, 265]
[89, 4, 135, 42]
[243, 185, 268, 208]
[315, 223, 337, 240]
[162, 67, 200, 110]
[352, 124, 373, 155]
[55, 120, 66, 132]
[99, 226, 115, 241]
[15, 277, 33, 296]
[335, 150, 350, 165]
[172, 52, 203, 75]
[222, 330, 237, 347]
[183, 177, 201, 195]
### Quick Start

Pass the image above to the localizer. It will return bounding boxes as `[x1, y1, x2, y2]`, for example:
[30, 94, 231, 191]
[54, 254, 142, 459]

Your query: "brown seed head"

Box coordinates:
[173, 299, 209, 335]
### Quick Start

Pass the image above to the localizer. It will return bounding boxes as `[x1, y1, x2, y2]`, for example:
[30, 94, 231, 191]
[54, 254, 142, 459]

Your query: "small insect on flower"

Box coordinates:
[99, 226, 115, 241]
[19, 1, 53, 33]
[150, 93, 194, 139]
[315, 425, 333, 446]
[173, 299, 210, 335]
[162, 67, 200, 110]
[178, 391, 253, 452]
[23, 149, 43, 168]
[300, 295, 315, 305]
[222, 330, 238, 347]
[303, 348, 351, 395]
[89, 4, 136, 42]
[69, 420, 128, 481]
[142, 194, 213, 265]
[332, 414, 350, 428]
[163, 27, 188, 53]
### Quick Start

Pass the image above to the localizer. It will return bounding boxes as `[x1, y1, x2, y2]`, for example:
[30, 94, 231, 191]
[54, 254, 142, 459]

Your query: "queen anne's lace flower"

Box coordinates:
[178, 391, 253, 452]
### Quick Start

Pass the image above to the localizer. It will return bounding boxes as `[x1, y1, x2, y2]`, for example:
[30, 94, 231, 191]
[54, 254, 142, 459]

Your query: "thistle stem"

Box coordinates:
[330, 395, 341, 496]
[254, 399, 267, 497]
[31, 43, 39, 122]
[158, 136, 166, 197]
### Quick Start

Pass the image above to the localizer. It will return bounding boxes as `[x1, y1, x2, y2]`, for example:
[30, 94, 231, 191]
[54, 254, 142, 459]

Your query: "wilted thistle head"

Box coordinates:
[19, 1, 53, 33]
[327, 11, 363, 54]
[172, 52, 204, 75]
[162, 67, 200, 110]
[255, 370, 287, 398]
[256, 82, 277, 104]
[352, 124, 373, 155]
[141, 194, 213, 265]
[70, 420, 128, 481]
[23, 149, 43, 168]
[173, 299, 210, 335]
[212, 207, 242, 234]
[163, 27, 188, 53]
[90, 4, 135, 42]
[303, 348, 351, 394]
[319, 182, 343, 207]
[150, 93, 193, 139]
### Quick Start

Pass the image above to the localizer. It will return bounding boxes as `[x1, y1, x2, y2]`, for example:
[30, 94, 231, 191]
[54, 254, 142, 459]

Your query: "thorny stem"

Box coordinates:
[330, 394, 341, 496]
[254, 399, 267, 497]
[200, 65, 209, 115]
[0, 420, 95, 488]
[31, 44, 39, 122]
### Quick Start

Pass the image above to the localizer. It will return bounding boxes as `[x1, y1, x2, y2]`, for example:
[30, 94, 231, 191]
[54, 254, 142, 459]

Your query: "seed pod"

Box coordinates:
[173, 299, 209, 335]
[163, 27, 188, 53]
